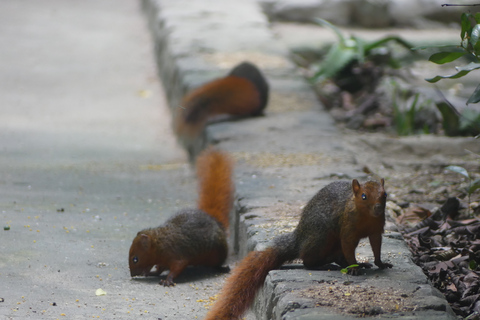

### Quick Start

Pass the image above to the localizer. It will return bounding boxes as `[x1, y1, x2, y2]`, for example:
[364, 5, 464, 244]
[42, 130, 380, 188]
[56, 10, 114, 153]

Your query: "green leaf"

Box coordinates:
[475, 13, 480, 24]
[314, 18, 346, 46]
[456, 62, 480, 72]
[470, 259, 478, 270]
[341, 264, 360, 274]
[467, 83, 480, 105]
[412, 44, 459, 51]
[459, 109, 480, 135]
[425, 62, 480, 83]
[474, 26, 480, 54]
[353, 35, 365, 64]
[364, 36, 414, 53]
[470, 24, 480, 48]
[436, 102, 460, 136]
[311, 44, 356, 82]
[469, 179, 480, 194]
[408, 94, 419, 126]
[446, 165, 470, 179]
[460, 109, 478, 129]
[428, 51, 467, 64]
[426, 70, 471, 83]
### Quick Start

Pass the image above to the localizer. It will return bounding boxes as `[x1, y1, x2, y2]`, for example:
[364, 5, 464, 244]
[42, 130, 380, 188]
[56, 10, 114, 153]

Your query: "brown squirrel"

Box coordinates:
[174, 61, 269, 163]
[128, 147, 234, 286]
[204, 179, 392, 320]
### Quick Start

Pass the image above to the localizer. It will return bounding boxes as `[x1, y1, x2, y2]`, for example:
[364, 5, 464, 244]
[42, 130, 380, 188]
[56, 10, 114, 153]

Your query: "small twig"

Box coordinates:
[442, 3, 480, 6]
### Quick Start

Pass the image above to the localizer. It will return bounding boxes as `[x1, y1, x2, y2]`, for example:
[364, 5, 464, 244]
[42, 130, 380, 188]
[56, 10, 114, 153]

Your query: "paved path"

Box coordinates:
[0, 1, 234, 319]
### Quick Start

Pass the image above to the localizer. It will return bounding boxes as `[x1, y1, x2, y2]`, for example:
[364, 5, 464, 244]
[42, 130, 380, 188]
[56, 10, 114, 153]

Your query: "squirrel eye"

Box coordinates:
[384, 192, 388, 198]
[361, 193, 367, 200]
[133, 256, 138, 264]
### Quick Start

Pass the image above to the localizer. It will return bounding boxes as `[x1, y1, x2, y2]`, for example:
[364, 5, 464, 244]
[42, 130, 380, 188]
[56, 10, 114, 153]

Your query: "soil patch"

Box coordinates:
[299, 280, 416, 316]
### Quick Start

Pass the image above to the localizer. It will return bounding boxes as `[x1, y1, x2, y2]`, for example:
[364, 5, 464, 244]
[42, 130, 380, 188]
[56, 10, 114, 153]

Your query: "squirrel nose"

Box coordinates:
[130, 268, 138, 277]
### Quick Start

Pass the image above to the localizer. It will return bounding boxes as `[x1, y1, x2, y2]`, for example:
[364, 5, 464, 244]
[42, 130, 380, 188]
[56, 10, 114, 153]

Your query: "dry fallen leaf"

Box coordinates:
[138, 90, 151, 98]
[95, 288, 106, 296]
[396, 205, 432, 226]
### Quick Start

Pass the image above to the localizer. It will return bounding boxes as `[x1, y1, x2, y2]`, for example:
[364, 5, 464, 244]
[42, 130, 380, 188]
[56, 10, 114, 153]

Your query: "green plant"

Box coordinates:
[469, 259, 478, 271]
[445, 165, 480, 216]
[310, 18, 413, 84]
[424, 13, 480, 105]
[340, 264, 359, 274]
[395, 93, 418, 136]
[340, 264, 359, 283]
[391, 82, 433, 136]
[434, 97, 480, 136]
[416, 13, 480, 136]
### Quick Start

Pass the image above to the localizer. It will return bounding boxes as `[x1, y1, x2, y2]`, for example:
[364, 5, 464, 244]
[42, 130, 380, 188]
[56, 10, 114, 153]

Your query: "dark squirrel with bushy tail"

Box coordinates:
[174, 61, 269, 162]
[128, 148, 234, 286]
[205, 178, 392, 320]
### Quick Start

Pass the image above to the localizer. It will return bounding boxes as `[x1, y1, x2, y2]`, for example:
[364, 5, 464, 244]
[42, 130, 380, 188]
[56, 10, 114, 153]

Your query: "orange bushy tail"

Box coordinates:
[173, 62, 269, 164]
[204, 247, 285, 320]
[196, 147, 234, 230]
[181, 76, 262, 124]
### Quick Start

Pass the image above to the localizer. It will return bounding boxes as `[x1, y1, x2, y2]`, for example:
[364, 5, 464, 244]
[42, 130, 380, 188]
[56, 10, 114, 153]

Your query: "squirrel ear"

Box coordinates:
[139, 234, 151, 250]
[380, 178, 385, 187]
[352, 179, 361, 194]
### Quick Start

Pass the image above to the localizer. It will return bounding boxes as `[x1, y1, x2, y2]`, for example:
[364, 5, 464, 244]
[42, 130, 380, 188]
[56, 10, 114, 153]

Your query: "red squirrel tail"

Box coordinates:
[196, 147, 234, 230]
[204, 247, 284, 320]
[173, 62, 268, 163]
[228, 61, 269, 115]
[173, 61, 268, 134]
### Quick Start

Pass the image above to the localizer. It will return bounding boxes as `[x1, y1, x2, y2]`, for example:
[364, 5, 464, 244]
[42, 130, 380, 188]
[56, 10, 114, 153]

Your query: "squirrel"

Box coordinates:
[128, 147, 234, 286]
[173, 61, 269, 163]
[204, 178, 392, 320]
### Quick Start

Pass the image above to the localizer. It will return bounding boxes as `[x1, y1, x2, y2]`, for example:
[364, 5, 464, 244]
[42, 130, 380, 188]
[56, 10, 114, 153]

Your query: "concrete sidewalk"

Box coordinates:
[0, 1, 231, 319]
[0, 0, 183, 166]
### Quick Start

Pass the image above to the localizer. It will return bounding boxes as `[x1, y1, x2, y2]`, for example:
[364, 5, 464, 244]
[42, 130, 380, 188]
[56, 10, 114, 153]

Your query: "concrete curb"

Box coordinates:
[141, 1, 457, 319]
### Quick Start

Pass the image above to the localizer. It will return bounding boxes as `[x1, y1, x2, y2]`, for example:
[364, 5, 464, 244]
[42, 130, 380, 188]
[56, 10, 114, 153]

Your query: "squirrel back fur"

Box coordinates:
[204, 179, 391, 320]
[128, 148, 234, 286]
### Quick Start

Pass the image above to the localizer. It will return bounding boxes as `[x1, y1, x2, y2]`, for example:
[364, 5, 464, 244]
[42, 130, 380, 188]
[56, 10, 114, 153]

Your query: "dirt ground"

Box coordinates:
[345, 132, 480, 216]
[343, 131, 480, 318]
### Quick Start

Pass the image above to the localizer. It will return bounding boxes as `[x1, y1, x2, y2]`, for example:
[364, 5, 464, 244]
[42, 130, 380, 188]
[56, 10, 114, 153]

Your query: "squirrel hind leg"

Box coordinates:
[301, 236, 343, 268]
[303, 256, 328, 269]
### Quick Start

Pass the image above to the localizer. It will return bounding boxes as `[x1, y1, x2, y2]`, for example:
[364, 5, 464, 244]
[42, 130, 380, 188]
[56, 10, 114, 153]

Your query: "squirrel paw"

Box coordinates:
[346, 262, 375, 275]
[375, 261, 393, 269]
[347, 266, 360, 276]
[159, 279, 176, 287]
[215, 265, 231, 273]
